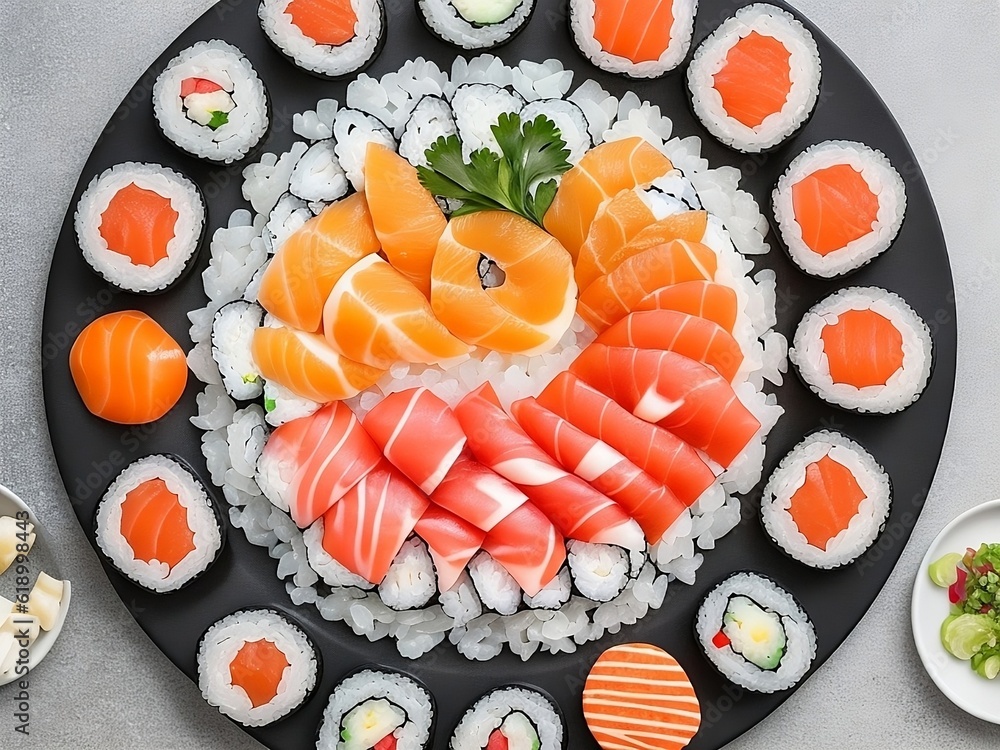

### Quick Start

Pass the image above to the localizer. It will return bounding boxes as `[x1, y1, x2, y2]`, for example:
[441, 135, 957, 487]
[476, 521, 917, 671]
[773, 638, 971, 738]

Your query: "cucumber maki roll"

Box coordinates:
[317, 667, 435, 750]
[695, 571, 817, 692]
[450, 685, 565, 749]
[417, 0, 536, 51]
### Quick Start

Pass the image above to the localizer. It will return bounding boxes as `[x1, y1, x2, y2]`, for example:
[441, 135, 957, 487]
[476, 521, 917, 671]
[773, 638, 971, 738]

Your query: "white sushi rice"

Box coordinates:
[96, 455, 222, 593]
[520, 99, 593, 164]
[333, 108, 397, 190]
[687, 3, 821, 153]
[695, 572, 817, 692]
[317, 669, 434, 750]
[789, 286, 933, 413]
[212, 300, 265, 400]
[288, 140, 350, 203]
[773, 140, 907, 278]
[75, 162, 204, 293]
[418, 0, 535, 51]
[189, 54, 787, 661]
[452, 83, 526, 156]
[303, 518, 375, 590]
[198, 608, 317, 726]
[152, 40, 268, 164]
[570, 0, 697, 78]
[259, 0, 384, 79]
[450, 686, 563, 749]
[762, 431, 891, 569]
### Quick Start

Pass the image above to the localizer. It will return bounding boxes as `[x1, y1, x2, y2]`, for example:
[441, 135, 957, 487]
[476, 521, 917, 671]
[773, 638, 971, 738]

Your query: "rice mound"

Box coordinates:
[186, 54, 787, 661]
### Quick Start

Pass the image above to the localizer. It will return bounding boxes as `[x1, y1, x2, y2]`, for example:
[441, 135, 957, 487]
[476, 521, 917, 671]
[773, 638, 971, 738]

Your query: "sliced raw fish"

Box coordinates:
[431, 452, 528, 532]
[414, 505, 486, 591]
[320, 460, 430, 584]
[363, 387, 466, 494]
[570, 345, 761, 467]
[481, 501, 566, 597]
[536, 372, 716, 505]
[636, 280, 739, 334]
[456, 383, 646, 553]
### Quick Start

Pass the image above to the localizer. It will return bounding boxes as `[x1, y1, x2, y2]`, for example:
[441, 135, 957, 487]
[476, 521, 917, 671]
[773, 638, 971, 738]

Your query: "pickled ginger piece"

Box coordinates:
[28, 572, 65, 632]
[0, 516, 35, 574]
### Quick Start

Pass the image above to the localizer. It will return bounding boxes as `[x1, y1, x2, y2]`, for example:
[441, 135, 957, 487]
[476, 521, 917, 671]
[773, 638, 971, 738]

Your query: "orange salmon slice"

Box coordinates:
[99, 183, 177, 267]
[118, 478, 195, 568]
[792, 164, 880, 255]
[713, 31, 792, 128]
[593, 0, 676, 64]
[229, 639, 290, 708]
[788, 455, 867, 550]
[821, 308, 904, 388]
[286, 0, 358, 46]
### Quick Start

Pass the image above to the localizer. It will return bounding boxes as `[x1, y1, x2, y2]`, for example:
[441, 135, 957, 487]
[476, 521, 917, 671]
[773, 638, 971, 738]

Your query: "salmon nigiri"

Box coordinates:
[258, 193, 379, 332]
[70, 310, 187, 424]
[570, 344, 761, 467]
[544, 138, 673, 258]
[596, 310, 745, 382]
[364, 142, 447, 298]
[578, 240, 718, 332]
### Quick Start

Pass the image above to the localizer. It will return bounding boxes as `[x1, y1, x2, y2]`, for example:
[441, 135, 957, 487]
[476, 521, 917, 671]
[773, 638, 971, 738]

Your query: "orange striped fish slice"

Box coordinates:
[578, 240, 718, 332]
[257, 193, 380, 332]
[584, 643, 702, 750]
[603, 211, 710, 273]
[543, 138, 673, 259]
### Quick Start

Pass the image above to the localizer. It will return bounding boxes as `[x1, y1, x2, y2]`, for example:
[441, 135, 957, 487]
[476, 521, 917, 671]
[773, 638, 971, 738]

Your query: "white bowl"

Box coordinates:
[0, 484, 72, 687]
[911, 498, 1000, 724]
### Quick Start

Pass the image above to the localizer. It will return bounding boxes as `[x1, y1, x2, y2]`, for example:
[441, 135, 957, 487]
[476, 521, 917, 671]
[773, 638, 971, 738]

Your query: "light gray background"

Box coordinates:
[1, 0, 999, 747]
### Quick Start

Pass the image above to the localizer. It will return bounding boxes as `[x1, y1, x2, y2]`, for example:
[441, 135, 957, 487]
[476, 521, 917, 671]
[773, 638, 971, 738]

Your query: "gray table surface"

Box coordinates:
[2, 0, 1000, 747]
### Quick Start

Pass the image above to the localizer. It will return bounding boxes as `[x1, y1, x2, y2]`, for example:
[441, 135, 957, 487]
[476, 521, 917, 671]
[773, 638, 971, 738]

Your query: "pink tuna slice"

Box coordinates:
[363, 387, 466, 494]
[431, 452, 528, 532]
[414, 505, 485, 591]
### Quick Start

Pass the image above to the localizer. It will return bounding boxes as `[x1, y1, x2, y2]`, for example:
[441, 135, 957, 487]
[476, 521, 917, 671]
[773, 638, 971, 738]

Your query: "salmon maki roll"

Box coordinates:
[687, 4, 821, 153]
[789, 287, 933, 414]
[259, 0, 386, 79]
[773, 141, 906, 278]
[75, 162, 205, 293]
[95, 455, 223, 593]
[761, 430, 891, 569]
[198, 608, 319, 726]
[570, 0, 697, 78]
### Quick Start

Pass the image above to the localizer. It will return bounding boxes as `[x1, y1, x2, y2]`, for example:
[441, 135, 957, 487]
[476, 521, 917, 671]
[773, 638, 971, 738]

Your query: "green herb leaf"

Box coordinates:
[207, 110, 229, 130]
[264, 397, 277, 413]
[417, 113, 572, 227]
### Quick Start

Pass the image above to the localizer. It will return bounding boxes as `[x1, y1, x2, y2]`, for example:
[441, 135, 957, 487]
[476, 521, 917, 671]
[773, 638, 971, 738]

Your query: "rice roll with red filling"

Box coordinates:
[417, 0, 536, 51]
[198, 608, 318, 727]
[317, 667, 435, 750]
[773, 141, 906, 278]
[695, 572, 816, 692]
[95, 455, 223, 593]
[789, 287, 933, 414]
[687, 4, 821, 153]
[450, 685, 565, 750]
[259, 0, 385, 79]
[152, 40, 269, 164]
[761, 430, 891, 568]
[75, 162, 205, 293]
[570, 0, 697, 78]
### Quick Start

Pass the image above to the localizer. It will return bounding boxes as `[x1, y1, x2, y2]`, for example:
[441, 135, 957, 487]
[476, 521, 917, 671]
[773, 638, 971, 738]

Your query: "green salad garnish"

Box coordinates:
[207, 110, 230, 130]
[930, 543, 1000, 679]
[417, 112, 572, 227]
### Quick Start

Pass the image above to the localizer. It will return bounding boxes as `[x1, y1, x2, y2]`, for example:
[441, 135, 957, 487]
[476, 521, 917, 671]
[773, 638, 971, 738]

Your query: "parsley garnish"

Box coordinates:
[207, 110, 229, 130]
[417, 113, 571, 226]
[264, 397, 277, 413]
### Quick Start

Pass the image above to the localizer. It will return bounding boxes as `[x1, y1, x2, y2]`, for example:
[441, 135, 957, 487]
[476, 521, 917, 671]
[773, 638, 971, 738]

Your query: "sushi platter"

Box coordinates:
[41, 0, 956, 748]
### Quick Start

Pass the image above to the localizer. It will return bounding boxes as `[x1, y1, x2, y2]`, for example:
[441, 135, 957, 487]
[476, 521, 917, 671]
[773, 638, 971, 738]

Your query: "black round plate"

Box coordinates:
[41, 1, 956, 748]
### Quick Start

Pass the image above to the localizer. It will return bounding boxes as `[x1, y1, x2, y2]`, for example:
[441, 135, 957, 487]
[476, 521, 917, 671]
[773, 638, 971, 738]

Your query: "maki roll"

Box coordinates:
[95, 455, 224, 593]
[75, 162, 205, 294]
[333, 108, 397, 191]
[451, 84, 525, 155]
[695, 572, 817, 693]
[583, 643, 701, 750]
[197, 608, 319, 727]
[417, 0, 535, 51]
[773, 141, 907, 278]
[152, 40, 269, 164]
[399, 96, 458, 168]
[468, 551, 523, 615]
[566, 541, 634, 603]
[570, 0, 697, 78]
[211, 301, 265, 401]
[789, 287, 933, 414]
[687, 4, 821, 153]
[288, 140, 350, 204]
[259, 0, 386, 79]
[761, 431, 891, 569]
[450, 685, 565, 749]
[378, 538, 438, 611]
[520, 100, 593, 163]
[317, 666, 435, 749]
